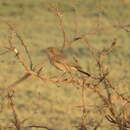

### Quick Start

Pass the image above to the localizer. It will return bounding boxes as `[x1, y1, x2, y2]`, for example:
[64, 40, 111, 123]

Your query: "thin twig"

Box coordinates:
[6, 22, 33, 69]
[50, 6, 67, 49]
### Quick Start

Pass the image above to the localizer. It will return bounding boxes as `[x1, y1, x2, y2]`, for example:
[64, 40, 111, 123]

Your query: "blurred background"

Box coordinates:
[0, 0, 130, 129]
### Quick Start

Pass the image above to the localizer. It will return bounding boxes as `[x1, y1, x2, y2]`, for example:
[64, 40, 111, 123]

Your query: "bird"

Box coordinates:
[46, 47, 91, 77]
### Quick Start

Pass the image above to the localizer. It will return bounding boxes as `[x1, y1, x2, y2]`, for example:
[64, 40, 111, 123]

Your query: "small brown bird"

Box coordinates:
[46, 47, 91, 76]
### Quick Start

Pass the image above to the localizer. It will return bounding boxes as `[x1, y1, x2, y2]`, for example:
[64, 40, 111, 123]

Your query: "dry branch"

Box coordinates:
[6, 22, 33, 69]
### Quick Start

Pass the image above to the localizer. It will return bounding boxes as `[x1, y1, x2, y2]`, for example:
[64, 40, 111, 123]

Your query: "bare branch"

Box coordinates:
[50, 6, 67, 49]
[6, 22, 33, 69]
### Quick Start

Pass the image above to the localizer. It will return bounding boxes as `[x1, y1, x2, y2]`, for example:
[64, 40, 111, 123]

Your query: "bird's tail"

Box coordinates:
[77, 69, 91, 77]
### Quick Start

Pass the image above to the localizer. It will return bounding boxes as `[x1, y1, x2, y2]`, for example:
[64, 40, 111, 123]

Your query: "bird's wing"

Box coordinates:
[55, 56, 73, 71]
